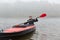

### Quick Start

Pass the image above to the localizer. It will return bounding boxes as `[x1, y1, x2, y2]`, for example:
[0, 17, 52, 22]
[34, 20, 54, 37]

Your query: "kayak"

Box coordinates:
[0, 25, 36, 38]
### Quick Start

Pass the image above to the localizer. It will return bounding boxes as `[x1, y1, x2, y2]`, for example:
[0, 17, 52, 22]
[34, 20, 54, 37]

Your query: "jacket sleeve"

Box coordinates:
[24, 20, 29, 24]
[34, 18, 38, 22]
[24, 22, 28, 24]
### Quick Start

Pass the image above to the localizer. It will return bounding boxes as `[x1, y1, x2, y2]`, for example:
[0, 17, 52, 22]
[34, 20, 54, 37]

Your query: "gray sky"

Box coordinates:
[47, 0, 60, 4]
[0, 0, 60, 18]
[0, 0, 60, 4]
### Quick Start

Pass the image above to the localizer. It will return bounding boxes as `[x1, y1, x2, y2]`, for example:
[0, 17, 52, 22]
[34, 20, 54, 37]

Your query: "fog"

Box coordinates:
[0, 0, 60, 18]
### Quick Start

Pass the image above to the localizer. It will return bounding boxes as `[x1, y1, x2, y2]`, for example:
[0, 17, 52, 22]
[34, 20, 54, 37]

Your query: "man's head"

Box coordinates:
[29, 16, 32, 19]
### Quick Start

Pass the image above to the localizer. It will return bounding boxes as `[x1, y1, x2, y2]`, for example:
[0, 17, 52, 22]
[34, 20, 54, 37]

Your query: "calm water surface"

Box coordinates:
[0, 18, 60, 40]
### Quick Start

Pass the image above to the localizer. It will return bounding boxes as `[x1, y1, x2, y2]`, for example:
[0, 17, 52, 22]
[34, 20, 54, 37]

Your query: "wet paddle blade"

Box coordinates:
[40, 13, 47, 18]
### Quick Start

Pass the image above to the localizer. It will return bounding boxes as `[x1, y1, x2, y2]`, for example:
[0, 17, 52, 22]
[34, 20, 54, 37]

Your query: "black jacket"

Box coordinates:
[24, 18, 38, 25]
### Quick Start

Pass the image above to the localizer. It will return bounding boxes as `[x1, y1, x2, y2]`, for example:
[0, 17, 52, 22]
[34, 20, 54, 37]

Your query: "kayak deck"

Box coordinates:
[0, 25, 35, 38]
[3, 25, 35, 33]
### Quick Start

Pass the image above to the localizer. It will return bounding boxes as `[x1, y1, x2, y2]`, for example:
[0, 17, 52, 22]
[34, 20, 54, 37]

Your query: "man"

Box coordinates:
[13, 16, 38, 27]
[24, 16, 38, 26]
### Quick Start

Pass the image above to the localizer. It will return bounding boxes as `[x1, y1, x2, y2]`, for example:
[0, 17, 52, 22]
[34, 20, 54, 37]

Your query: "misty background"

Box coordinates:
[0, 0, 60, 18]
[0, 0, 60, 40]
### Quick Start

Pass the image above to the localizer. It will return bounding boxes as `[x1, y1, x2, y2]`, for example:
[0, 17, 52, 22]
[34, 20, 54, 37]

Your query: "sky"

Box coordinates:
[20, 0, 40, 2]
[0, 0, 40, 3]
[47, 0, 60, 4]
[0, 0, 60, 4]
[0, 0, 60, 18]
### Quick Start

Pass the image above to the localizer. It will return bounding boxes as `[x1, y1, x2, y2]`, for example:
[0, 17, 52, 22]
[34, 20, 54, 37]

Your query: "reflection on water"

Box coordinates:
[0, 18, 60, 40]
[11, 31, 35, 40]
[0, 31, 35, 40]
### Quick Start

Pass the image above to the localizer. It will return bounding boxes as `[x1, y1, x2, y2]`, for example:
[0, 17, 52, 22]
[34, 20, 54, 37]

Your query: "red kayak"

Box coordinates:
[0, 13, 47, 38]
[0, 25, 36, 38]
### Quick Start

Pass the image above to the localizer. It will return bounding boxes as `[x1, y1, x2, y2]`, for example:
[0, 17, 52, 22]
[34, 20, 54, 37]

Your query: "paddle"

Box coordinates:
[37, 13, 47, 18]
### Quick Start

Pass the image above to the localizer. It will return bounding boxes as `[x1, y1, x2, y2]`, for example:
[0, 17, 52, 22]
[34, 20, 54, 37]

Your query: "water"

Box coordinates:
[0, 18, 60, 40]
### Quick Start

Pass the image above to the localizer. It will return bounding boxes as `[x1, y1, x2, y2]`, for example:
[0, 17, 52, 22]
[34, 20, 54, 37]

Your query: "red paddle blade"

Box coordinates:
[40, 13, 47, 18]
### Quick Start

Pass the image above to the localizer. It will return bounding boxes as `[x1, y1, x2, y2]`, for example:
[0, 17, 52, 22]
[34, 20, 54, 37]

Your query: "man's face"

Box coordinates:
[29, 16, 32, 19]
